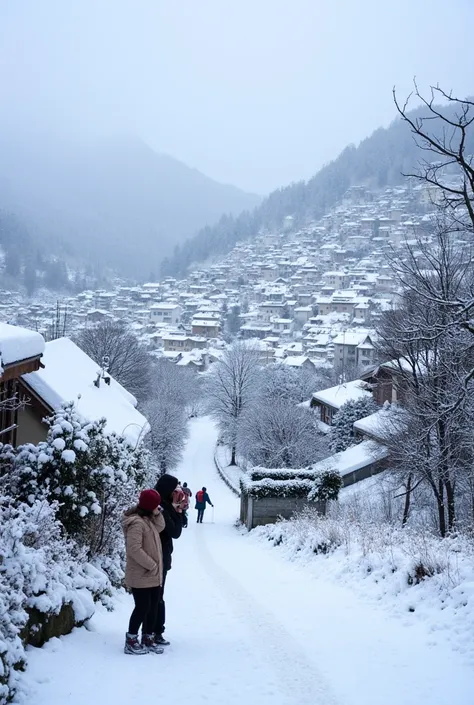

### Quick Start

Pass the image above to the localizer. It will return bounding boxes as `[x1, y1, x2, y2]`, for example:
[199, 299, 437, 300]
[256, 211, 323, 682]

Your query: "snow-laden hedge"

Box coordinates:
[249, 508, 474, 661]
[0, 402, 153, 703]
[240, 466, 342, 501]
[0, 499, 111, 704]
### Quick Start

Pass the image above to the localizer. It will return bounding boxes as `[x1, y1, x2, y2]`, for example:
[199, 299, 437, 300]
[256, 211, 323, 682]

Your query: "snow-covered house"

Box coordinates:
[333, 331, 376, 369]
[163, 334, 208, 353]
[19, 337, 149, 447]
[150, 303, 182, 326]
[191, 319, 221, 338]
[359, 361, 412, 405]
[0, 323, 45, 446]
[283, 356, 316, 372]
[311, 379, 373, 426]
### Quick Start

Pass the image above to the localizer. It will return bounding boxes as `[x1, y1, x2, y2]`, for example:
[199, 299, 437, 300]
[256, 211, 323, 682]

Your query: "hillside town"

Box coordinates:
[0, 180, 438, 377]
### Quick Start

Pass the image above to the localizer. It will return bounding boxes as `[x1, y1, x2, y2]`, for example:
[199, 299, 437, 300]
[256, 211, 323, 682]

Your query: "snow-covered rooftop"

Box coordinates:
[22, 337, 149, 447]
[317, 440, 388, 477]
[332, 331, 375, 347]
[312, 380, 372, 409]
[354, 403, 405, 439]
[283, 355, 312, 368]
[0, 322, 45, 367]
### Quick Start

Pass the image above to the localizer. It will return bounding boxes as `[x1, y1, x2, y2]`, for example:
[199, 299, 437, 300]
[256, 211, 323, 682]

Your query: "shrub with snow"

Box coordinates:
[3, 403, 150, 583]
[241, 466, 342, 501]
[0, 498, 111, 704]
[329, 396, 378, 453]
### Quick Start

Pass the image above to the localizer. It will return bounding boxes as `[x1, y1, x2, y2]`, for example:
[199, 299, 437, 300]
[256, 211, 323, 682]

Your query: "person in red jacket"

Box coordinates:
[195, 487, 214, 523]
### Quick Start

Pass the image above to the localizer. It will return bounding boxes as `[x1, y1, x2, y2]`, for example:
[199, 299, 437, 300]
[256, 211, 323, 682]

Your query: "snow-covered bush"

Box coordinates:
[240, 466, 342, 501]
[329, 396, 378, 453]
[0, 498, 111, 704]
[2, 403, 151, 585]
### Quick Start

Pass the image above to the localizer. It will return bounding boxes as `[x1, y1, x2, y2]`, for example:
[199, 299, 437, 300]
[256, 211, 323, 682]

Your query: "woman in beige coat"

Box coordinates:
[122, 489, 166, 655]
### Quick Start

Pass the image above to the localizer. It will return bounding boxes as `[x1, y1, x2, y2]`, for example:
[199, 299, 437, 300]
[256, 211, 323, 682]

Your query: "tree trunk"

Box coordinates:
[437, 479, 447, 537]
[230, 445, 237, 466]
[444, 479, 456, 531]
[402, 474, 412, 526]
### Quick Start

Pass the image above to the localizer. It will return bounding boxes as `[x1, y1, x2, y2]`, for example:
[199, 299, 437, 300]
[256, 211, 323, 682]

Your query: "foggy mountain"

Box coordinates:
[0, 129, 261, 278]
[163, 101, 474, 277]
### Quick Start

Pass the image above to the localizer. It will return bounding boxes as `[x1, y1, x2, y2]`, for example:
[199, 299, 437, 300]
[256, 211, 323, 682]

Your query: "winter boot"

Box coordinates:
[154, 633, 170, 646]
[142, 634, 164, 654]
[124, 632, 148, 655]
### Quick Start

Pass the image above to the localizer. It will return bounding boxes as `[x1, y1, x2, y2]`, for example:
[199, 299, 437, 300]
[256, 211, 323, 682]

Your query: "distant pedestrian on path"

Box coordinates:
[181, 482, 192, 528]
[122, 489, 166, 655]
[195, 486, 214, 523]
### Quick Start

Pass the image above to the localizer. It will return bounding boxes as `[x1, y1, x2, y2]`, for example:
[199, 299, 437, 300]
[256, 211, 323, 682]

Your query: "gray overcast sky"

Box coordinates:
[1, 0, 473, 194]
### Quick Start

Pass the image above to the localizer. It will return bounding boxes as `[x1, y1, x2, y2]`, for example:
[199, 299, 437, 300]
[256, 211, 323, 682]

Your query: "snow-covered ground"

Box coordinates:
[21, 418, 474, 705]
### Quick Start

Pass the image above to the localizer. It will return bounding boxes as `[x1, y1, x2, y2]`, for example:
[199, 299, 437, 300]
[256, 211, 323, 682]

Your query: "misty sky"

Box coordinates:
[1, 0, 473, 194]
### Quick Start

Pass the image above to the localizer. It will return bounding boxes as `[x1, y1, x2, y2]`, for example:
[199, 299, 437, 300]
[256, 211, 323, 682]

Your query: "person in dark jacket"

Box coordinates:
[195, 486, 214, 523]
[153, 473, 183, 645]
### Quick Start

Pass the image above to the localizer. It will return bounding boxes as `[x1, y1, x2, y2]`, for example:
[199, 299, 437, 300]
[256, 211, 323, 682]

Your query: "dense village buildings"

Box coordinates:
[0, 181, 441, 374]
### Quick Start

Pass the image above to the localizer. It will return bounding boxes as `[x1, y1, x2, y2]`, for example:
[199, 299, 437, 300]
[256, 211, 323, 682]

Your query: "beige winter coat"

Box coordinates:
[122, 508, 166, 589]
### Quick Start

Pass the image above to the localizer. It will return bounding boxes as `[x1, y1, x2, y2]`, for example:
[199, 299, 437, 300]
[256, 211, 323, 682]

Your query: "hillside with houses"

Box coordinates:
[1, 88, 474, 704]
[1, 179, 433, 372]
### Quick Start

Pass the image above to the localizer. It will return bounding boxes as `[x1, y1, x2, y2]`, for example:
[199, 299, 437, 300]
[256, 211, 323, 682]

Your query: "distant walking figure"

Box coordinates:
[195, 487, 214, 523]
[181, 482, 192, 528]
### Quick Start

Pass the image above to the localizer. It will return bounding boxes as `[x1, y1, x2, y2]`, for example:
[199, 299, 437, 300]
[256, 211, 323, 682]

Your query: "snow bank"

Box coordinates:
[22, 338, 149, 446]
[250, 511, 474, 665]
[0, 323, 45, 367]
[214, 444, 244, 495]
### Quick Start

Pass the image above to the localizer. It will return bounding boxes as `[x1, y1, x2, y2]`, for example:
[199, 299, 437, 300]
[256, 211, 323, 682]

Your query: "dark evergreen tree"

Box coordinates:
[329, 397, 379, 453]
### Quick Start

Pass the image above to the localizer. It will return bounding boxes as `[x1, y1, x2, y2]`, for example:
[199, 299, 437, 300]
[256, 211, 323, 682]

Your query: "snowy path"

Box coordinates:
[23, 417, 474, 705]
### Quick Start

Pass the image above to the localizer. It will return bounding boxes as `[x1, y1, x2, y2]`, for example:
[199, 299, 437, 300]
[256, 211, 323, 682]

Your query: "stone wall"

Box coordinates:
[240, 494, 325, 530]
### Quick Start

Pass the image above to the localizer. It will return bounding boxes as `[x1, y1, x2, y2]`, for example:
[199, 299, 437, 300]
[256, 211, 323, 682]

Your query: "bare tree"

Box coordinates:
[238, 399, 329, 469]
[205, 341, 260, 465]
[75, 321, 152, 402]
[150, 358, 203, 417]
[393, 81, 474, 234]
[143, 398, 188, 475]
[259, 362, 334, 404]
[376, 231, 474, 535]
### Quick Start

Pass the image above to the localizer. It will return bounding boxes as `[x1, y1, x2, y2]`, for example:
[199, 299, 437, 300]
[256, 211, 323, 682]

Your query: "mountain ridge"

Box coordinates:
[162, 100, 474, 277]
[0, 129, 261, 279]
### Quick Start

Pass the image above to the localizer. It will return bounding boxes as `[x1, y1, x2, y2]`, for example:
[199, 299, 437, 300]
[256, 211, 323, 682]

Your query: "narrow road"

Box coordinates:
[24, 417, 474, 705]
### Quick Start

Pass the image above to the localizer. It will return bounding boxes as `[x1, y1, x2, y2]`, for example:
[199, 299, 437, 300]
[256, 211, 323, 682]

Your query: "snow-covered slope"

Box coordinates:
[22, 418, 474, 705]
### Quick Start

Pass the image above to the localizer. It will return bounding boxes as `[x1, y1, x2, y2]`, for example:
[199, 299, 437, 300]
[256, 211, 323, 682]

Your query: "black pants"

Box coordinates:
[129, 586, 160, 635]
[154, 569, 168, 636]
[197, 508, 205, 523]
[182, 511, 188, 528]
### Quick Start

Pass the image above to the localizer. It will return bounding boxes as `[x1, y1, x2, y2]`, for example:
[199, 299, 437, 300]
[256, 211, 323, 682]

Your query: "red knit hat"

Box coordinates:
[138, 489, 161, 512]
